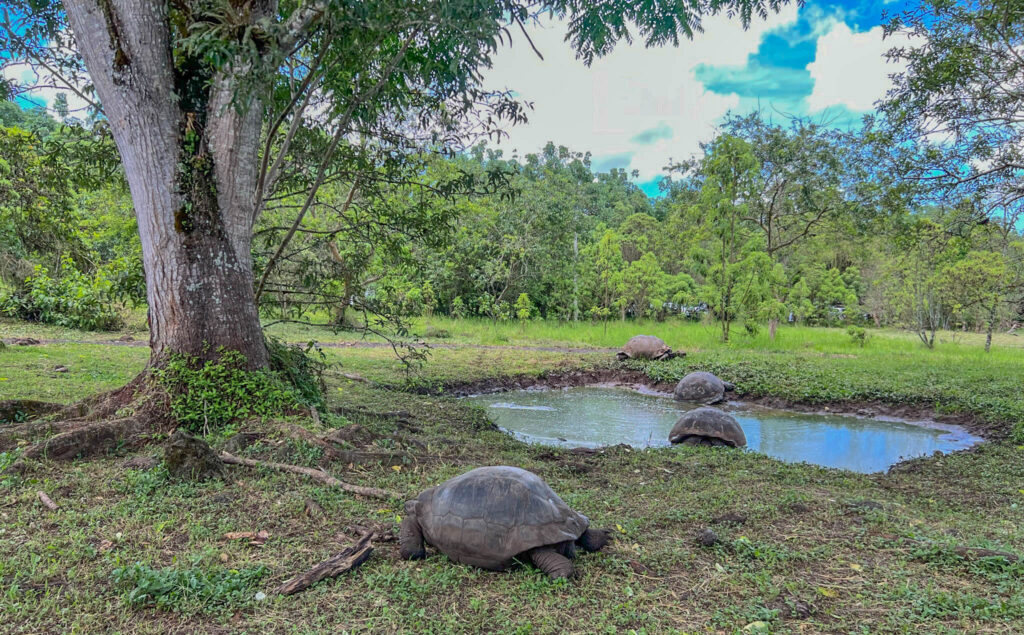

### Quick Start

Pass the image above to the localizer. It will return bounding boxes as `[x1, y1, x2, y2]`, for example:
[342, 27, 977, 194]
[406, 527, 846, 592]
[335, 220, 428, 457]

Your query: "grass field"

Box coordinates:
[2, 316, 1024, 633]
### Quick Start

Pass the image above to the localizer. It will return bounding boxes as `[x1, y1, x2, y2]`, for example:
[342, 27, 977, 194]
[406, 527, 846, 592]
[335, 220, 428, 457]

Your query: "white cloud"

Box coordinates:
[2, 60, 93, 117]
[806, 22, 902, 113]
[483, 7, 800, 182]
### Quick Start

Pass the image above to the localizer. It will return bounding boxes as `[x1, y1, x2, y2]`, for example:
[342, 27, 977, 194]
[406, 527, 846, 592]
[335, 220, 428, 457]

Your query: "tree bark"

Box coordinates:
[63, 0, 270, 369]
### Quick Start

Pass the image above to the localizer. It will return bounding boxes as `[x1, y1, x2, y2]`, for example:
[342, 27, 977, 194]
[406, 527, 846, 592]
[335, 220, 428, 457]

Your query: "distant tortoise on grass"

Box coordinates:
[673, 371, 735, 404]
[669, 407, 747, 447]
[399, 466, 611, 579]
[616, 335, 681, 361]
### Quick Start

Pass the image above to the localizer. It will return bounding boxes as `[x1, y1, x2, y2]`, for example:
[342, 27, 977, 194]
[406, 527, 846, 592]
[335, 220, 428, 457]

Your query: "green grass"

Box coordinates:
[2, 317, 1024, 632]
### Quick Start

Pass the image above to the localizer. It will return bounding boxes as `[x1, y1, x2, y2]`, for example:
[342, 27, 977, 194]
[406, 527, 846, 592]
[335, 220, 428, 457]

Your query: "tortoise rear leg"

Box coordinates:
[399, 502, 426, 560]
[529, 546, 575, 579]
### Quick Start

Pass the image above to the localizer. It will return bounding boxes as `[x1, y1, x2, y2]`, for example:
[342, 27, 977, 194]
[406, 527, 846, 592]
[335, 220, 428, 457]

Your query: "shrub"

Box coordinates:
[266, 336, 328, 408]
[847, 326, 868, 347]
[154, 349, 310, 433]
[0, 256, 123, 330]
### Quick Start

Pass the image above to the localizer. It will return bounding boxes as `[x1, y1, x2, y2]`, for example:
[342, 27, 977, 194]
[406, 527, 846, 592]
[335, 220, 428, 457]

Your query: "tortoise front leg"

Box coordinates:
[529, 546, 575, 579]
[399, 502, 426, 560]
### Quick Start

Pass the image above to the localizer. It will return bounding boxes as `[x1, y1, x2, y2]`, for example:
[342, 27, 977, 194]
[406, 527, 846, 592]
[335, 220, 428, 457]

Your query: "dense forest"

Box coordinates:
[2, 101, 1021, 349]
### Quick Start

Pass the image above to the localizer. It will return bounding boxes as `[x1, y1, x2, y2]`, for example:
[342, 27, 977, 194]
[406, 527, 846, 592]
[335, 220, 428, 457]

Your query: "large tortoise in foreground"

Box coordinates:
[616, 335, 681, 361]
[673, 371, 734, 404]
[669, 407, 747, 447]
[399, 466, 610, 579]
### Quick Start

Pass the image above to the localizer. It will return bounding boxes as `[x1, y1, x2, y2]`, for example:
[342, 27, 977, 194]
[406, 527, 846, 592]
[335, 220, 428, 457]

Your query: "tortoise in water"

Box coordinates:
[669, 407, 747, 447]
[673, 371, 735, 404]
[399, 466, 610, 579]
[616, 335, 680, 361]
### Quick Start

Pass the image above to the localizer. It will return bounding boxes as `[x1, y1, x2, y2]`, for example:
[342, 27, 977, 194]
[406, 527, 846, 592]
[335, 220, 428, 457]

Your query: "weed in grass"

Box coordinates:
[110, 562, 268, 613]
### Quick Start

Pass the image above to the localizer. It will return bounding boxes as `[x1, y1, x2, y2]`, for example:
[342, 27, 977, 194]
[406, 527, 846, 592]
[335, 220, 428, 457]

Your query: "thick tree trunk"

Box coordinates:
[63, 0, 269, 368]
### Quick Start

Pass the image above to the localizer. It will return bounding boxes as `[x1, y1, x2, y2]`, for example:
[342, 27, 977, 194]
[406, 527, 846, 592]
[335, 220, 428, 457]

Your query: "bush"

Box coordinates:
[266, 336, 328, 408]
[154, 349, 311, 434]
[0, 256, 123, 330]
[847, 326, 868, 347]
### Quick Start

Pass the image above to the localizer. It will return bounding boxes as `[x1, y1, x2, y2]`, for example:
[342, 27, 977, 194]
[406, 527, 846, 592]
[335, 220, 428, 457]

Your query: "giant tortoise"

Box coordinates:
[669, 407, 747, 447]
[673, 371, 735, 404]
[616, 335, 681, 361]
[399, 466, 610, 579]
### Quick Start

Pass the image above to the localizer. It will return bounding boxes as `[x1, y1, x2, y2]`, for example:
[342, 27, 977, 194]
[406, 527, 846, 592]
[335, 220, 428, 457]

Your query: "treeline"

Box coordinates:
[1, 103, 1022, 348]
[261, 111, 1021, 348]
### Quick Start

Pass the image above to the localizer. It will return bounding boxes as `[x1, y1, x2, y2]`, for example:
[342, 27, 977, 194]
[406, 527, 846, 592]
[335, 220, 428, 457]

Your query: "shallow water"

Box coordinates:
[464, 386, 982, 473]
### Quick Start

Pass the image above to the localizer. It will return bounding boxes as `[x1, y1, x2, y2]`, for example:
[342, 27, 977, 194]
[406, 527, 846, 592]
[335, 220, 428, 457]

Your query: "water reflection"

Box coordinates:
[464, 386, 982, 473]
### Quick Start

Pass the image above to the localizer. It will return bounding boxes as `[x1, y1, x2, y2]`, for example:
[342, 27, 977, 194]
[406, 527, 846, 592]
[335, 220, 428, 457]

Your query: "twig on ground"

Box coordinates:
[219, 452, 397, 500]
[37, 491, 58, 511]
[274, 532, 374, 595]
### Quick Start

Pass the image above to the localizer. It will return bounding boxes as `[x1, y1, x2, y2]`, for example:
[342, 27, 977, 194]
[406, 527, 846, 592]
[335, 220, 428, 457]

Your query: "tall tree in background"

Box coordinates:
[686, 135, 761, 342]
[880, 0, 1024, 346]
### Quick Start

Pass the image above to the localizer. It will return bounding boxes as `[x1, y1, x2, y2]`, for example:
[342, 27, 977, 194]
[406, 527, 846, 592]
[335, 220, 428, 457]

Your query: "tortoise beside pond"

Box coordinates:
[673, 371, 734, 404]
[616, 335, 680, 361]
[399, 466, 610, 579]
[669, 407, 747, 447]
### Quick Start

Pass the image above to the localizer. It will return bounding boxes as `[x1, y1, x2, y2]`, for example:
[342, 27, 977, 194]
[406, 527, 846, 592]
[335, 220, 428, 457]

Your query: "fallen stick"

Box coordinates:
[274, 532, 374, 595]
[884, 534, 1019, 562]
[219, 452, 397, 500]
[37, 491, 58, 511]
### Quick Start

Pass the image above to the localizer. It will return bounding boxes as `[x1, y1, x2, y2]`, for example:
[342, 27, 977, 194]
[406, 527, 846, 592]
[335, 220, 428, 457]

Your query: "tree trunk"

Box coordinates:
[63, 0, 269, 368]
[768, 318, 778, 341]
[985, 303, 996, 353]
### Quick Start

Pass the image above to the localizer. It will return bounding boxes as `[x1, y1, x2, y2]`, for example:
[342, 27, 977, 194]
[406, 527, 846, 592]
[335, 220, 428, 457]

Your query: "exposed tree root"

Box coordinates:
[219, 451, 397, 500]
[1, 373, 174, 462]
[0, 400, 65, 423]
[272, 420, 341, 459]
[23, 416, 166, 460]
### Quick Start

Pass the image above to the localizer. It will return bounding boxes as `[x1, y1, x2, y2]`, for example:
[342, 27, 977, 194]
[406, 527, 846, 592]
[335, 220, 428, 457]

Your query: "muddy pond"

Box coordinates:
[464, 385, 982, 473]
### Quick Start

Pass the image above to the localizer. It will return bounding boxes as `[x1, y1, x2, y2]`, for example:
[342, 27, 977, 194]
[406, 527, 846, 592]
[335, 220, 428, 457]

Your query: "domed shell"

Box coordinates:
[669, 407, 747, 447]
[416, 466, 589, 570]
[673, 371, 727, 404]
[619, 335, 672, 360]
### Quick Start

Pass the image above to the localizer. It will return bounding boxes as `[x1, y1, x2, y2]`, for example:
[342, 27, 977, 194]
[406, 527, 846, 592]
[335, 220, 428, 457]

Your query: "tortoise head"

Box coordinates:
[577, 527, 611, 553]
[616, 351, 629, 361]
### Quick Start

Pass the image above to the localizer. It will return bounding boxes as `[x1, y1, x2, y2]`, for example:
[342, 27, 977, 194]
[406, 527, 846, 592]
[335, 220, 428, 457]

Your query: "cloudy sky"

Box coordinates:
[484, 0, 908, 195]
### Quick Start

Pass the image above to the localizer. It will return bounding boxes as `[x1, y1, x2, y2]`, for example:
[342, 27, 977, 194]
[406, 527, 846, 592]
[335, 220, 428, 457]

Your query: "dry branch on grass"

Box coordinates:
[219, 452, 398, 499]
[36, 491, 58, 511]
[274, 532, 374, 595]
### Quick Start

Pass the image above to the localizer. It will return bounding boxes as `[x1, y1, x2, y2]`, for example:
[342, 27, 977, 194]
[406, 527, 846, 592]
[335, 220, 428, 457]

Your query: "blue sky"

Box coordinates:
[486, 1, 909, 196]
[3, 2, 909, 198]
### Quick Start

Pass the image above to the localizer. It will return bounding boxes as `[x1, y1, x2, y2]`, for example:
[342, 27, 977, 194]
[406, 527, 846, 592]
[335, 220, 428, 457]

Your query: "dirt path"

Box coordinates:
[2, 336, 617, 355]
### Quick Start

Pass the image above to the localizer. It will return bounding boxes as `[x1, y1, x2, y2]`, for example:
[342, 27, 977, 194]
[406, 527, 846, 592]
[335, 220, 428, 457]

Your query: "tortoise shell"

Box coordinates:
[669, 407, 747, 447]
[673, 371, 727, 404]
[414, 466, 589, 570]
[619, 335, 672, 360]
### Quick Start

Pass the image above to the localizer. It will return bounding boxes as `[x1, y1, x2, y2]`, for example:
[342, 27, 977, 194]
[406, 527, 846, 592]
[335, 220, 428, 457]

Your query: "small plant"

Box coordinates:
[110, 562, 268, 612]
[514, 293, 534, 322]
[847, 326, 868, 347]
[154, 349, 310, 434]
